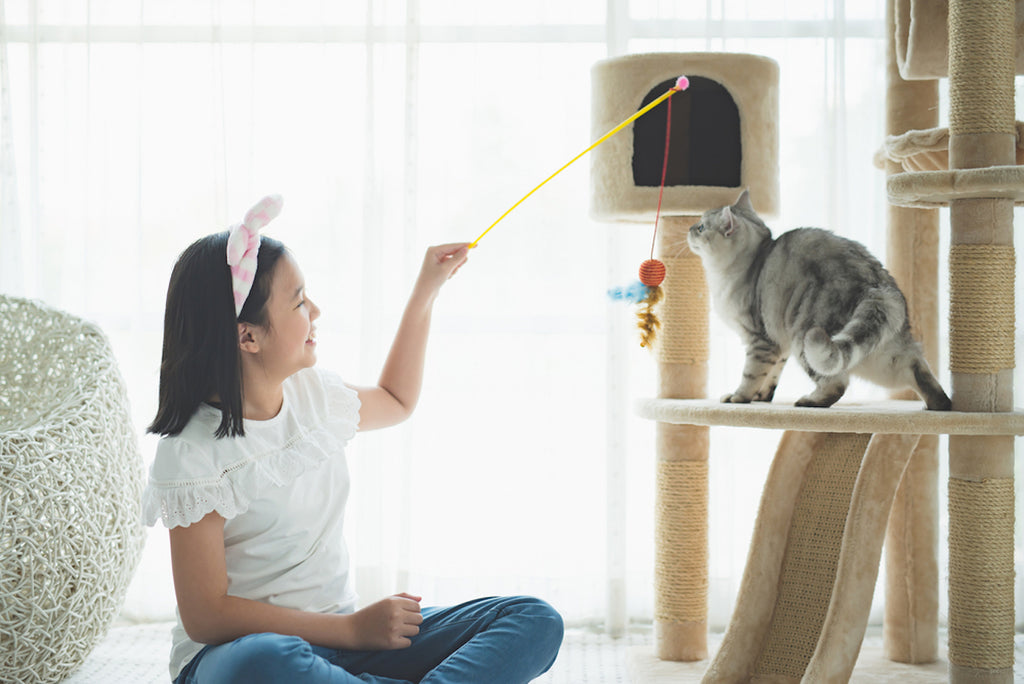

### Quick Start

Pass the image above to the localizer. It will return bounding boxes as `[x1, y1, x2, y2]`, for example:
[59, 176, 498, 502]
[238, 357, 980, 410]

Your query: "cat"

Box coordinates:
[686, 189, 951, 410]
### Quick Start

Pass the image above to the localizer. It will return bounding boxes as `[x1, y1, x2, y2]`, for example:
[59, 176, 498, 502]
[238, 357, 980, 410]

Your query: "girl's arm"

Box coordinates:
[352, 243, 469, 431]
[170, 511, 423, 649]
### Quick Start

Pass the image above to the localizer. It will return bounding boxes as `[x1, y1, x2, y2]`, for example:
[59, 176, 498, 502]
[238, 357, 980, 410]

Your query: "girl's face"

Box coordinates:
[250, 252, 320, 381]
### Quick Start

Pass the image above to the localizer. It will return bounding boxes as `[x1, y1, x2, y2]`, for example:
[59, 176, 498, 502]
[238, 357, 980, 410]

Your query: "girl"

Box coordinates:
[143, 196, 563, 684]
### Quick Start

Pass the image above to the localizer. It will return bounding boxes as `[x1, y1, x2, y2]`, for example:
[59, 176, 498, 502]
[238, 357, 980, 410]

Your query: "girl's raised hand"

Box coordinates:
[414, 243, 470, 298]
[346, 592, 424, 650]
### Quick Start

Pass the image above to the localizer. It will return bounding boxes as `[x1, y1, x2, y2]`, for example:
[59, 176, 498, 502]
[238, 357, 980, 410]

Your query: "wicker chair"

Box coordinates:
[0, 295, 145, 684]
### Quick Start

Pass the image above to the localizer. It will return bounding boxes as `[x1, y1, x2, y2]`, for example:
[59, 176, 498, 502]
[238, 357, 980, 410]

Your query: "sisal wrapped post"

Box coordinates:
[882, 0, 940, 664]
[946, 1, 1017, 682]
[652, 215, 709, 661]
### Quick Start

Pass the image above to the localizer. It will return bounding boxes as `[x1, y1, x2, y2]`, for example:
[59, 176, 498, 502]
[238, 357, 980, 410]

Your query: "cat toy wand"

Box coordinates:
[466, 75, 690, 251]
[633, 75, 679, 348]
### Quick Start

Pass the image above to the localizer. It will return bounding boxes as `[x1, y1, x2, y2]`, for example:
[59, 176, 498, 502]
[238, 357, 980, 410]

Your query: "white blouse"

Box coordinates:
[142, 367, 361, 679]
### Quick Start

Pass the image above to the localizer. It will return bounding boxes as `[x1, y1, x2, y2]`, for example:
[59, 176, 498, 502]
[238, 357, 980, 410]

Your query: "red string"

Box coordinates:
[650, 93, 673, 260]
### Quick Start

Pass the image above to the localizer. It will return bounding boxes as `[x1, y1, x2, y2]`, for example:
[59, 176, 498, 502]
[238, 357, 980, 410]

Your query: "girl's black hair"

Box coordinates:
[148, 231, 287, 438]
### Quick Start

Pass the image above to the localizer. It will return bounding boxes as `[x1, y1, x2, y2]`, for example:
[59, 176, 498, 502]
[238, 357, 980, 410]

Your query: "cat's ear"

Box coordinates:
[734, 188, 754, 213]
[722, 206, 736, 236]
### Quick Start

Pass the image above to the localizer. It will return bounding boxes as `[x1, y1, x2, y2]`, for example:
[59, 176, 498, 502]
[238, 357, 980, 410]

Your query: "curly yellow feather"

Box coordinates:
[636, 285, 663, 348]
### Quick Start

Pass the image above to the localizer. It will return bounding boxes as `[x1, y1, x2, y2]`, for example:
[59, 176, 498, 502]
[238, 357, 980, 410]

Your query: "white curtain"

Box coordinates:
[2, 0, 1022, 633]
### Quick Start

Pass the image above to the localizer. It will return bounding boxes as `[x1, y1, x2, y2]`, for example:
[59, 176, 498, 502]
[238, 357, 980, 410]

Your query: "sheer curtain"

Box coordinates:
[2, 0, 1021, 634]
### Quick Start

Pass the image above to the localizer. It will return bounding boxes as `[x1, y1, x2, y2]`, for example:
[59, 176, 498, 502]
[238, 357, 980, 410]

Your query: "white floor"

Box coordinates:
[63, 622, 1024, 683]
[64, 622, 653, 684]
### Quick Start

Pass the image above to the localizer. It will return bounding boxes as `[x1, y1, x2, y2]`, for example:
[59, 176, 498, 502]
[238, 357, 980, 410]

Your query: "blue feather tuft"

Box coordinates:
[607, 280, 651, 303]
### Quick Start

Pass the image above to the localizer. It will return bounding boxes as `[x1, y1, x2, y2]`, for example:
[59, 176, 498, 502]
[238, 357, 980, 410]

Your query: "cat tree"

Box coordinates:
[600, 1, 1023, 682]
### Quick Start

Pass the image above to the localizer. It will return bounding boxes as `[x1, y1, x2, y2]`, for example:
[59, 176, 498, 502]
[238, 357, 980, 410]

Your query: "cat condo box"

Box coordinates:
[590, 52, 780, 222]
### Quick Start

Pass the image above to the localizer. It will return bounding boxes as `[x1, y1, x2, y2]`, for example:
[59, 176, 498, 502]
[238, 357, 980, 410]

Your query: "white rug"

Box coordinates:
[628, 634, 949, 683]
[64, 623, 174, 683]
[63, 622, 651, 684]
[61, 623, 1024, 683]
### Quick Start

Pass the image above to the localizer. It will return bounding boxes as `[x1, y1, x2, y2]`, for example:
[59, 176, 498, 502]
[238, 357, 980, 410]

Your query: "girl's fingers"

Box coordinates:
[395, 591, 422, 602]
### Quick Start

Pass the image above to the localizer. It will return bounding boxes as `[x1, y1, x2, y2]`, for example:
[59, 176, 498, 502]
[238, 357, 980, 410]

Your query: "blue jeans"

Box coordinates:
[174, 596, 563, 684]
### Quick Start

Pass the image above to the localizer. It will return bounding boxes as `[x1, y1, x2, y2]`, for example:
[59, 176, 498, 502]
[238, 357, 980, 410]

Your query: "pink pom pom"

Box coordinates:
[674, 75, 690, 91]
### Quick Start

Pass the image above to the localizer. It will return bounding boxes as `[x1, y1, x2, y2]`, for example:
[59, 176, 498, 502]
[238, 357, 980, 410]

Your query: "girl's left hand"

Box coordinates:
[415, 243, 470, 297]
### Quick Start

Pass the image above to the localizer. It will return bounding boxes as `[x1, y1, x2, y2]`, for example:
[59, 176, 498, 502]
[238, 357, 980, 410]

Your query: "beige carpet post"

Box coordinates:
[653, 215, 709, 662]
[883, 0, 941, 664]
[946, 1, 1017, 682]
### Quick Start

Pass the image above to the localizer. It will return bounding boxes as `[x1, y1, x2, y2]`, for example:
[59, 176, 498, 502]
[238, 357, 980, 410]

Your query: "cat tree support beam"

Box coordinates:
[946, 1, 1017, 682]
[883, 0, 940, 664]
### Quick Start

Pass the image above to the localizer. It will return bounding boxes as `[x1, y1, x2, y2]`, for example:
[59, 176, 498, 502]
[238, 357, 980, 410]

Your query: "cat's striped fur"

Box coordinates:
[687, 190, 951, 410]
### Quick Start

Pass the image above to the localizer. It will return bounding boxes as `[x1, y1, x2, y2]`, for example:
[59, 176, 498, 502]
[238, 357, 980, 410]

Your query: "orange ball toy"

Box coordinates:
[638, 259, 666, 287]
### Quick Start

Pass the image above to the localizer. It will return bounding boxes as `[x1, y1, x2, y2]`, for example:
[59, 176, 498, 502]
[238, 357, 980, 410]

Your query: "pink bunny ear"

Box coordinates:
[243, 194, 283, 231]
[226, 195, 284, 317]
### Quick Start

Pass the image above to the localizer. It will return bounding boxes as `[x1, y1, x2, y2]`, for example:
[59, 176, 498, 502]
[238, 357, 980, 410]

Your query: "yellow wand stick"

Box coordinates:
[467, 76, 690, 249]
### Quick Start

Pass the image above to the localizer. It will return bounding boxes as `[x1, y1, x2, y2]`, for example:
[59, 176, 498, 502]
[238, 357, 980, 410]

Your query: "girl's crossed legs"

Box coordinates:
[175, 596, 564, 684]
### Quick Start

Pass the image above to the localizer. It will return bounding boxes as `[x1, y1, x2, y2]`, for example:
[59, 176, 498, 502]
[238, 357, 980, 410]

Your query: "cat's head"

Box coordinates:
[688, 189, 771, 264]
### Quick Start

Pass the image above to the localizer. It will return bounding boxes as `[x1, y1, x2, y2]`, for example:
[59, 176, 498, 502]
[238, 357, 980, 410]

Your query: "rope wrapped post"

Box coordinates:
[653, 215, 709, 661]
[882, 0, 940, 663]
[946, 1, 1017, 681]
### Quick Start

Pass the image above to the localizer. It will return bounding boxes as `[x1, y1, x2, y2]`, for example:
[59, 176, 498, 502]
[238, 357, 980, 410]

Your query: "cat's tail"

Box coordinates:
[802, 293, 904, 377]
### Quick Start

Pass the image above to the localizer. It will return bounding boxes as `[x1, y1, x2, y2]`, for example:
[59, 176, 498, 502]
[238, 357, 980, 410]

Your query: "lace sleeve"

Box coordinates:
[316, 368, 361, 438]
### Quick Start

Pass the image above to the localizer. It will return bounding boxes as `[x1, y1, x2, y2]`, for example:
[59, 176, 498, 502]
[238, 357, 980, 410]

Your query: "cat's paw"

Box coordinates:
[721, 392, 752, 404]
[925, 394, 952, 411]
[795, 394, 837, 408]
[752, 388, 776, 402]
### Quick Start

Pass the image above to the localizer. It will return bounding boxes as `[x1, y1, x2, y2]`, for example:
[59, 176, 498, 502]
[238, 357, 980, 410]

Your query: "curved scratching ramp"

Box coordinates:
[703, 431, 922, 683]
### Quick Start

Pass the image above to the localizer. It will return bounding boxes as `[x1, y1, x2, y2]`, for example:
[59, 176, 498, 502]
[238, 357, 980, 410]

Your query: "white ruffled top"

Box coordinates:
[142, 367, 361, 680]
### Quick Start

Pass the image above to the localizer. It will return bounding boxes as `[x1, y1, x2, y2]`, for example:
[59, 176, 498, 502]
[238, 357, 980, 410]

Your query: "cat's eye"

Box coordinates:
[694, 223, 705, 233]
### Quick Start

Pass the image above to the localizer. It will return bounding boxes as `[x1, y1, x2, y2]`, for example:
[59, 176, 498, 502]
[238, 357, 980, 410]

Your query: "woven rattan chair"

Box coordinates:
[0, 295, 145, 684]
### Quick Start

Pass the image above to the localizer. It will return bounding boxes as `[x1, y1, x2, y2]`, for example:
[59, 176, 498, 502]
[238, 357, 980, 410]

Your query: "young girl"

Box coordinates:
[143, 196, 563, 683]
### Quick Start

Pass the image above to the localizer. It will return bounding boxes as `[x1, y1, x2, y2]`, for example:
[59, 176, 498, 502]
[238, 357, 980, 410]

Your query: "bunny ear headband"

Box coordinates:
[226, 194, 283, 317]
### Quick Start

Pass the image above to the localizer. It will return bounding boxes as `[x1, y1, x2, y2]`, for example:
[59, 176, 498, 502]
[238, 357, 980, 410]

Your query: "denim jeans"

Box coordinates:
[174, 595, 563, 684]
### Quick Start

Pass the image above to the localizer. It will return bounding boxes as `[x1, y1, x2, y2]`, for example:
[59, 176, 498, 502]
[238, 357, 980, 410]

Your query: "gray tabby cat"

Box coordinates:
[687, 189, 951, 410]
